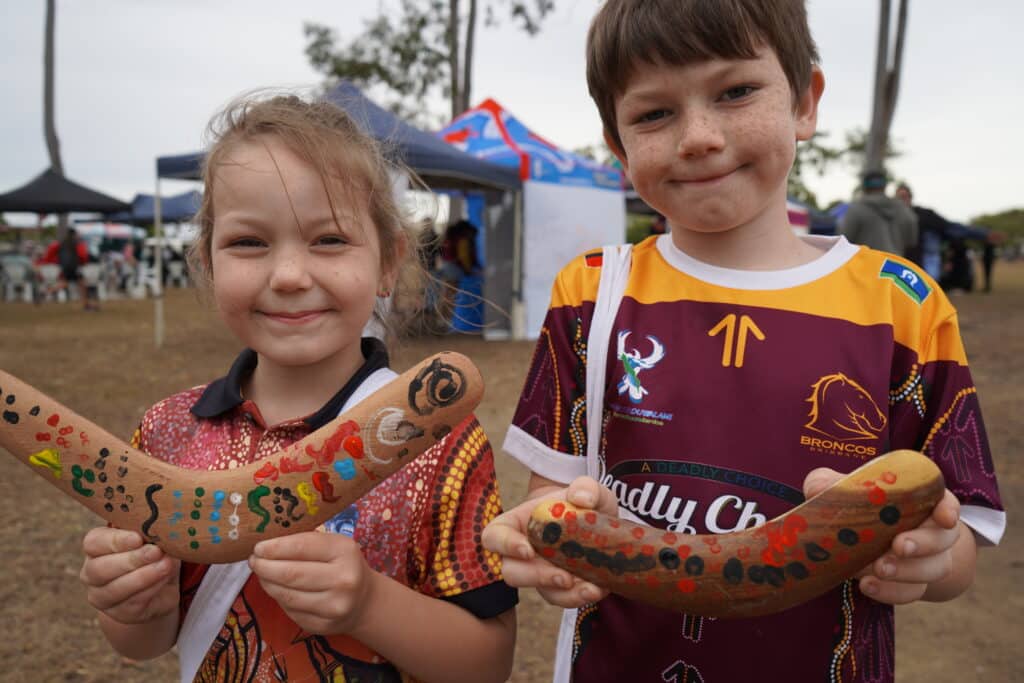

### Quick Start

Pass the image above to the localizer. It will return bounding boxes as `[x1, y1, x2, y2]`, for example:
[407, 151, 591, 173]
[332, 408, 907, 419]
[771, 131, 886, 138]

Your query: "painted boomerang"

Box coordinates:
[527, 449, 944, 618]
[0, 352, 481, 564]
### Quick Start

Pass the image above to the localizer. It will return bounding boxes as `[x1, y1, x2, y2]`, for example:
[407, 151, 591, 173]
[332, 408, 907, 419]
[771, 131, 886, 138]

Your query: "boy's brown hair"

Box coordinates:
[587, 0, 820, 152]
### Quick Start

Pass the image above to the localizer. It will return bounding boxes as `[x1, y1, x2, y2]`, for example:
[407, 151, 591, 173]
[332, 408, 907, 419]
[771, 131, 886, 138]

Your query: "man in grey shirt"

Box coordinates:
[839, 171, 918, 258]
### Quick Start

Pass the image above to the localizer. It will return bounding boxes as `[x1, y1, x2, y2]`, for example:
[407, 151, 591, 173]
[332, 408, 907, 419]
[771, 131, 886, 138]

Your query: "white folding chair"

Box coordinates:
[36, 264, 67, 302]
[1, 262, 35, 302]
[166, 261, 189, 288]
[79, 263, 107, 301]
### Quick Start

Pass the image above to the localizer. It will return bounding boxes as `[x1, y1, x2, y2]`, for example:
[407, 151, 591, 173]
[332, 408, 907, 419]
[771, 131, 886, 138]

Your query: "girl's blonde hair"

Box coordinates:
[188, 93, 430, 346]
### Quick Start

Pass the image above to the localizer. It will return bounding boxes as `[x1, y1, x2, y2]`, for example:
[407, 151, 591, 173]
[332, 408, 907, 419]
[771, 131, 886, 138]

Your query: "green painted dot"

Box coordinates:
[195, 487, 205, 497]
[190, 510, 200, 520]
[84, 469, 95, 483]
[193, 500, 203, 508]
[190, 541, 199, 550]
[71, 465, 83, 476]
[187, 527, 196, 536]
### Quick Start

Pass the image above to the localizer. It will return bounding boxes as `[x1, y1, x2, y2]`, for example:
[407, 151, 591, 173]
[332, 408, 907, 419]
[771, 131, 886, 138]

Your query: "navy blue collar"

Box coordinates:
[190, 338, 390, 429]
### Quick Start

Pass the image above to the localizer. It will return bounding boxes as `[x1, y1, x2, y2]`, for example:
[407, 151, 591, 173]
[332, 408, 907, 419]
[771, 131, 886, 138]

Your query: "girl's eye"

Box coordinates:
[314, 234, 348, 246]
[721, 85, 755, 102]
[227, 237, 265, 248]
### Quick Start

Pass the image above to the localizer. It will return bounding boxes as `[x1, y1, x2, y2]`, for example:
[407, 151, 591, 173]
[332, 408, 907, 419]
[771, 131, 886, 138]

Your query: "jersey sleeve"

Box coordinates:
[503, 253, 602, 484]
[890, 303, 1004, 545]
[414, 415, 518, 619]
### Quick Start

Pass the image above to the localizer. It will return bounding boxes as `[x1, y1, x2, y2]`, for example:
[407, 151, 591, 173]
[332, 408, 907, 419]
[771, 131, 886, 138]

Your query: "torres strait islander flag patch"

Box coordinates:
[584, 250, 604, 268]
[879, 259, 931, 304]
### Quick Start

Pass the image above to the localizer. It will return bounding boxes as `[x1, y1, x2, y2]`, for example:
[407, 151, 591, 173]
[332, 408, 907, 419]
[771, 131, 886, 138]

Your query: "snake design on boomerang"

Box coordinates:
[527, 449, 944, 618]
[0, 352, 481, 564]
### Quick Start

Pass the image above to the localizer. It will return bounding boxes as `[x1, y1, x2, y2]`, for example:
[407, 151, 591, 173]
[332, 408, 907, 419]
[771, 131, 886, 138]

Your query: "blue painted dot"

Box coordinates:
[214, 490, 226, 503]
[210, 511, 220, 521]
[208, 526, 219, 534]
[335, 458, 357, 480]
[173, 490, 183, 498]
[212, 536, 221, 544]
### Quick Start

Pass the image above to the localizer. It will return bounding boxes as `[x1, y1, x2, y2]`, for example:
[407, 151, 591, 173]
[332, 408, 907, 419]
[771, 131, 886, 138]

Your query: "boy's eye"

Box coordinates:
[721, 85, 755, 102]
[635, 109, 670, 124]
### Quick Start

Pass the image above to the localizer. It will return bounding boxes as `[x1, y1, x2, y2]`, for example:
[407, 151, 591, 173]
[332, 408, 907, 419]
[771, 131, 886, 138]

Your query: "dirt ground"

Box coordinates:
[0, 262, 1020, 683]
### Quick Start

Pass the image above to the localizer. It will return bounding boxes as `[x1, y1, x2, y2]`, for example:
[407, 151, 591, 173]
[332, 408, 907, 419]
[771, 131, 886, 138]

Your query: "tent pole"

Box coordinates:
[510, 189, 525, 340]
[154, 175, 164, 348]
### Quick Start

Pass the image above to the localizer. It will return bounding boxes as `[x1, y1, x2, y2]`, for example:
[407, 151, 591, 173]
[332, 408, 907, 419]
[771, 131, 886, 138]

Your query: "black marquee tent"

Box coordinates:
[0, 168, 130, 214]
[156, 81, 521, 192]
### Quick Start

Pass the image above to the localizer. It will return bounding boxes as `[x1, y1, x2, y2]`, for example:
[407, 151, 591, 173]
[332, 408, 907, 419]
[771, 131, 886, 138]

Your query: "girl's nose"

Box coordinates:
[268, 250, 313, 291]
[676, 112, 725, 158]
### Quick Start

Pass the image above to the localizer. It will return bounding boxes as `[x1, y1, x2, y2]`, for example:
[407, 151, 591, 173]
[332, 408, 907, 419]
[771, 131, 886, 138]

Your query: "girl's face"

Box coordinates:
[208, 136, 388, 375]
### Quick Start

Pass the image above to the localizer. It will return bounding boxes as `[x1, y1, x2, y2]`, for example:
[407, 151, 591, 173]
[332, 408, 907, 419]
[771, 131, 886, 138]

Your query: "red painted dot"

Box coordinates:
[594, 534, 608, 548]
[641, 544, 654, 556]
[58, 425, 74, 436]
[619, 543, 634, 555]
[47, 414, 60, 427]
[676, 579, 696, 593]
[821, 537, 835, 550]
[860, 528, 876, 543]
[737, 546, 750, 559]
[608, 519, 621, 528]
[662, 532, 678, 545]
[631, 527, 645, 540]
[882, 471, 898, 484]
[550, 503, 565, 518]
[541, 547, 556, 558]
[709, 545, 723, 554]
[564, 511, 577, 524]
[584, 512, 597, 525]
[646, 575, 660, 588]
[35, 433, 51, 442]
[862, 479, 876, 488]
[784, 513, 808, 535]
[677, 545, 691, 559]
[868, 486, 887, 506]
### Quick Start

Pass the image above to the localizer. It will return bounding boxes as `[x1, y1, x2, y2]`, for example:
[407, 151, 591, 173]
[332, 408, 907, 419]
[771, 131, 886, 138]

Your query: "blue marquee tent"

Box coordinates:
[107, 190, 201, 223]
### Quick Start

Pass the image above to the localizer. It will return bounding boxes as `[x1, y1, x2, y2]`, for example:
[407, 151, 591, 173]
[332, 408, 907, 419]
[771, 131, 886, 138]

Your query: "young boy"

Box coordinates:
[483, 1, 1005, 681]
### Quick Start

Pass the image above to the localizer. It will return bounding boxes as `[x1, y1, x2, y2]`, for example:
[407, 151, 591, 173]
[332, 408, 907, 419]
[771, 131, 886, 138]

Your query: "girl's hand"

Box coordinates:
[482, 476, 619, 609]
[249, 531, 376, 635]
[803, 467, 961, 605]
[79, 527, 181, 625]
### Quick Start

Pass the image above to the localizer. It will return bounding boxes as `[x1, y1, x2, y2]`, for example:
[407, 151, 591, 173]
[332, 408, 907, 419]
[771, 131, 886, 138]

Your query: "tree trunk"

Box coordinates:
[448, 0, 461, 121]
[461, 0, 477, 114]
[865, 0, 909, 175]
[44, 0, 67, 232]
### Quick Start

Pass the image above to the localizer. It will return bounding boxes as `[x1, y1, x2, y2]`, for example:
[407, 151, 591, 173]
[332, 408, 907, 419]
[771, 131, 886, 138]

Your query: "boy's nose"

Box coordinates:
[676, 113, 725, 158]
[268, 251, 313, 291]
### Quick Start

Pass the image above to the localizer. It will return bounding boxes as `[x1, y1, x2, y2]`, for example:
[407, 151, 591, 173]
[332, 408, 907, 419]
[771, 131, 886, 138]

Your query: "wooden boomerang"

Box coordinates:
[0, 352, 481, 564]
[527, 449, 944, 618]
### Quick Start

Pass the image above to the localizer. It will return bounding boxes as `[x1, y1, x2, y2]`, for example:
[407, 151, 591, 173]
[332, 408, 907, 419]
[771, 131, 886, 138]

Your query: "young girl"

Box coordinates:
[77, 94, 517, 683]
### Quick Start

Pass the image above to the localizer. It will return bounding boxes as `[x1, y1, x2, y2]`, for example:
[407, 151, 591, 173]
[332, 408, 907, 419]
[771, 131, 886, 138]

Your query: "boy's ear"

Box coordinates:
[603, 129, 629, 174]
[795, 65, 826, 142]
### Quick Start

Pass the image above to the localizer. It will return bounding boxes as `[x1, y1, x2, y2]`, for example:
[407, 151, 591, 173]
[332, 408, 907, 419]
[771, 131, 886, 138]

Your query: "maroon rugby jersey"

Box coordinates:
[504, 235, 1003, 683]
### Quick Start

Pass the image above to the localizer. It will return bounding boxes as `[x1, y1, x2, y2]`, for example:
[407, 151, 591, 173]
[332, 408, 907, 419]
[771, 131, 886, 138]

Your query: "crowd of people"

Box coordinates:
[838, 172, 1003, 293]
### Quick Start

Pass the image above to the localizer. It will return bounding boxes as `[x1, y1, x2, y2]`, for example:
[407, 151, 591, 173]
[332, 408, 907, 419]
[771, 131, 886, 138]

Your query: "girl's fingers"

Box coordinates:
[566, 477, 619, 516]
[85, 556, 177, 611]
[892, 522, 961, 560]
[257, 579, 331, 615]
[249, 558, 339, 592]
[80, 543, 166, 587]
[537, 579, 609, 609]
[482, 512, 534, 560]
[82, 528, 144, 559]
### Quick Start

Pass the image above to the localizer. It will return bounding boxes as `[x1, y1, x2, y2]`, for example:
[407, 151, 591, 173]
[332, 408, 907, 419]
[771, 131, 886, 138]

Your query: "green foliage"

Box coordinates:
[971, 208, 1024, 241]
[787, 128, 903, 210]
[626, 214, 654, 244]
[305, 0, 555, 126]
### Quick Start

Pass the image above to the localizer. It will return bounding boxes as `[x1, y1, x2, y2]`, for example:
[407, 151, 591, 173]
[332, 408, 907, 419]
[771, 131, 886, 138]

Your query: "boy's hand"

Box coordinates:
[483, 476, 619, 608]
[80, 527, 181, 624]
[803, 467, 961, 605]
[249, 531, 375, 635]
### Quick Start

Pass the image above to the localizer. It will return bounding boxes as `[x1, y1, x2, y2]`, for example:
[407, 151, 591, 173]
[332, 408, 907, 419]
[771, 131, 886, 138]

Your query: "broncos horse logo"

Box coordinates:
[616, 331, 665, 403]
[805, 373, 887, 440]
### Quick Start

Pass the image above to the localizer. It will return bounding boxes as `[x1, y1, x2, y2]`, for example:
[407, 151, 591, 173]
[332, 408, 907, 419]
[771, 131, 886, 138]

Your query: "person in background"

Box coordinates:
[838, 170, 918, 258]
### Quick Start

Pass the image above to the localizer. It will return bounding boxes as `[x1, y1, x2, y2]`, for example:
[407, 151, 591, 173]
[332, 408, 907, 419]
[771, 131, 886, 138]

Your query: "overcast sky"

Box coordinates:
[2, 0, 1021, 224]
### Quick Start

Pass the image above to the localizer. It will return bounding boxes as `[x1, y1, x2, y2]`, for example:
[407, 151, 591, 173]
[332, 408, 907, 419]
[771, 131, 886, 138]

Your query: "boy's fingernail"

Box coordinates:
[140, 545, 159, 562]
[880, 560, 895, 577]
[861, 579, 877, 596]
[903, 539, 917, 556]
[553, 574, 569, 589]
[581, 585, 599, 602]
[573, 491, 595, 507]
[518, 544, 534, 560]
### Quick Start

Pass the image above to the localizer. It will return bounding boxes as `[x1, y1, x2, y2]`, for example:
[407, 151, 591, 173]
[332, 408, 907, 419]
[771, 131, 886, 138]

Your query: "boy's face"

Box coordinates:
[609, 47, 822, 237]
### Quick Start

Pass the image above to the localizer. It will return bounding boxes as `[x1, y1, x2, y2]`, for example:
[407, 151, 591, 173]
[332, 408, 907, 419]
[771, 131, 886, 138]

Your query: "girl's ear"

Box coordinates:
[795, 65, 825, 142]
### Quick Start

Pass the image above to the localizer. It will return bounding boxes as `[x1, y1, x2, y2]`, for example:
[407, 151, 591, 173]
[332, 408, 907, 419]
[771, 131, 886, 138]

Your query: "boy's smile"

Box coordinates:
[611, 47, 823, 266]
